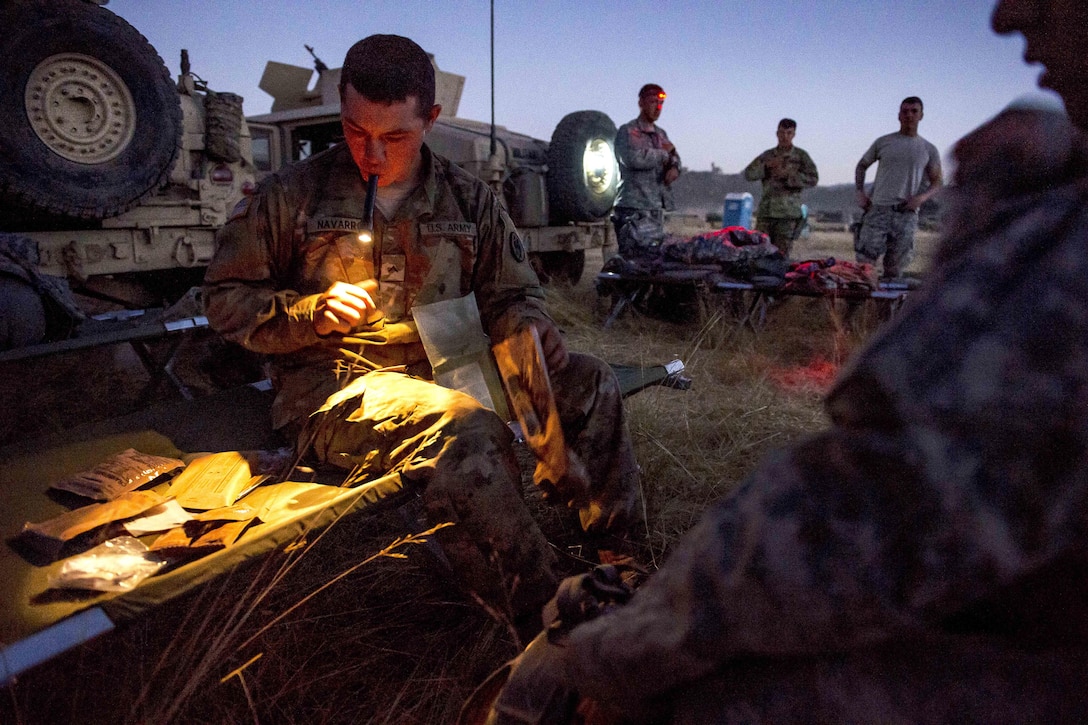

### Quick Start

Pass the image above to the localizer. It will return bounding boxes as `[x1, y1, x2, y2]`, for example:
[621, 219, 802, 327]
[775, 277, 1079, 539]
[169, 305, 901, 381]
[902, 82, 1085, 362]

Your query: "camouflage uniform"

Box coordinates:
[549, 108, 1088, 722]
[742, 145, 818, 257]
[612, 119, 679, 256]
[203, 143, 640, 618]
[854, 204, 919, 277]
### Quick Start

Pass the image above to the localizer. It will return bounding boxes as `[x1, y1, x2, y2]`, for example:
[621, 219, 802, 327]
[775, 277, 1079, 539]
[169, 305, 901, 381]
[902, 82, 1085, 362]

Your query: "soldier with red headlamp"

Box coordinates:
[611, 83, 681, 258]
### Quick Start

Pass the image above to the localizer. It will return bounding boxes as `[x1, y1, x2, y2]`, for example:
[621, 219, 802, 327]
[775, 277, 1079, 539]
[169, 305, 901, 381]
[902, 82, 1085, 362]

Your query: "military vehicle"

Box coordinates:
[248, 51, 619, 286]
[0, 0, 255, 348]
[0, 0, 619, 351]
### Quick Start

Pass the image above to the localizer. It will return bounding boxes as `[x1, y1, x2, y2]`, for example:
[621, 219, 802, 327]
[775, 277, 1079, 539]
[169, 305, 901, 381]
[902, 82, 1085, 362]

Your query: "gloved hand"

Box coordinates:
[458, 567, 636, 725]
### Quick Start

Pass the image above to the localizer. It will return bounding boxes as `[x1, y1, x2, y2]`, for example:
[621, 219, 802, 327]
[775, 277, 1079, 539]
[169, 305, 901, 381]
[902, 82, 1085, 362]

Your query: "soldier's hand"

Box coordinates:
[314, 280, 377, 336]
[902, 195, 923, 212]
[580, 485, 639, 533]
[767, 156, 792, 182]
[460, 569, 635, 725]
[855, 189, 872, 211]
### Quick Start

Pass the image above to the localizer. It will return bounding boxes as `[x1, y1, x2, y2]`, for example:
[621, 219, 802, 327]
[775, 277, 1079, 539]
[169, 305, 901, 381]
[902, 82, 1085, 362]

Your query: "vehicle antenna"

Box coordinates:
[489, 0, 496, 158]
[305, 45, 328, 73]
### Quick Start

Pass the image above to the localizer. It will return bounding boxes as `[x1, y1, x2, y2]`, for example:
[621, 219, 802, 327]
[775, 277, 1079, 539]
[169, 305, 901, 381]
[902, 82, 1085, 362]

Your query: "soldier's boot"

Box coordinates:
[588, 528, 650, 589]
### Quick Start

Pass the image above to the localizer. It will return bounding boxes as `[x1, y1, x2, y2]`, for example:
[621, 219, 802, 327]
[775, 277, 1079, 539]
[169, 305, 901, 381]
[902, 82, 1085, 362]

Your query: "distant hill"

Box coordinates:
[670, 169, 860, 221]
[670, 169, 942, 229]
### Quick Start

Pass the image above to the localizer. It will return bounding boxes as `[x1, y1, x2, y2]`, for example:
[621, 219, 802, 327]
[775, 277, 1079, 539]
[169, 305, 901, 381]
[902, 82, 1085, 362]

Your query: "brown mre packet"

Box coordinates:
[51, 448, 184, 501]
[15, 490, 169, 562]
[149, 519, 253, 558]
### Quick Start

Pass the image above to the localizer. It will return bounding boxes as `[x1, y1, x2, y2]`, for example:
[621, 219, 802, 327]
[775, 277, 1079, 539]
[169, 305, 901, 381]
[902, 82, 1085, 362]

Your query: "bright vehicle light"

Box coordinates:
[582, 139, 615, 194]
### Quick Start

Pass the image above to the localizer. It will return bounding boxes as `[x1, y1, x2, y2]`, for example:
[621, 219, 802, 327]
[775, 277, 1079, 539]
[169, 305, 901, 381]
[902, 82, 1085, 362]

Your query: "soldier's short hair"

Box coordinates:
[778, 118, 797, 130]
[901, 96, 924, 111]
[639, 83, 665, 99]
[340, 34, 435, 118]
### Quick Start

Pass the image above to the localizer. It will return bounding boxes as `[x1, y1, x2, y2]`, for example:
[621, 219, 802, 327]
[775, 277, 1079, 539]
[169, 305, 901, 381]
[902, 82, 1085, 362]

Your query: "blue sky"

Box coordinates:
[106, 0, 1051, 185]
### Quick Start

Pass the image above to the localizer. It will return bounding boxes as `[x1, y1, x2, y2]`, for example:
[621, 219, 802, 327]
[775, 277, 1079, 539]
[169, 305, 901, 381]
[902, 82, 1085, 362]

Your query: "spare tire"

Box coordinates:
[204, 91, 244, 163]
[0, 0, 182, 222]
[546, 111, 619, 224]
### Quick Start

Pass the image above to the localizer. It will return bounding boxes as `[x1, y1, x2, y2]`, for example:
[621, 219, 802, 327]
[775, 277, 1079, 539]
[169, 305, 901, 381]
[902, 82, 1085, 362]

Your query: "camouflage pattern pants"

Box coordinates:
[612, 207, 665, 257]
[754, 216, 802, 258]
[301, 353, 639, 619]
[854, 204, 918, 278]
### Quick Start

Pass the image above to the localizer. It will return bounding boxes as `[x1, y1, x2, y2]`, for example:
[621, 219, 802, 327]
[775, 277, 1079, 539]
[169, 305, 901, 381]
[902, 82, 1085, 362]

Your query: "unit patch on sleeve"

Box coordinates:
[509, 231, 526, 262]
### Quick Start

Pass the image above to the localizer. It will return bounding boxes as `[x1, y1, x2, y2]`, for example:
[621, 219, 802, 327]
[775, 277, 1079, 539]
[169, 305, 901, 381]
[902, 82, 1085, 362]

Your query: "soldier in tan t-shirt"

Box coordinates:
[854, 96, 943, 278]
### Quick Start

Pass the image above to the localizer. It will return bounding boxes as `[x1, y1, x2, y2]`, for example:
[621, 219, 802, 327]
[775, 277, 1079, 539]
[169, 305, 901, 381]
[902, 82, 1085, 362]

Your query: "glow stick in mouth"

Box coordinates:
[358, 174, 378, 243]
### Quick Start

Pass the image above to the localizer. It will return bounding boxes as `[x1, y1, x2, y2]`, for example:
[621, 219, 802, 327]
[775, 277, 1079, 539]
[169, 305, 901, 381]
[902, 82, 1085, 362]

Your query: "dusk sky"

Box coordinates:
[107, 0, 1052, 186]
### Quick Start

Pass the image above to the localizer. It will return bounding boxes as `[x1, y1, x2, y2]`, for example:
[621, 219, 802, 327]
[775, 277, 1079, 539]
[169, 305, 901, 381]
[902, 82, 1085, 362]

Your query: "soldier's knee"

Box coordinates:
[555, 353, 620, 402]
[856, 234, 887, 262]
[567, 351, 613, 379]
[444, 397, 512, 442]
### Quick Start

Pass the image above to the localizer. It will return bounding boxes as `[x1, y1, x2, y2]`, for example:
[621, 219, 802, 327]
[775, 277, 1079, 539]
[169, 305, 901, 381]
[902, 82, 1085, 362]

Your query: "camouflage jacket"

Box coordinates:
[613, 118, 679, 212]
[743, 145, 818, 219]
[559, 108, 1088, 718]
[203, 143, 549, 429]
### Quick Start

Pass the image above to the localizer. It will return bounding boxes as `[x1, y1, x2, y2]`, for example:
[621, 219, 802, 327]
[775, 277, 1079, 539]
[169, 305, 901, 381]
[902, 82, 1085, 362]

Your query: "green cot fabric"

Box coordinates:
[0, 386, 406, 647]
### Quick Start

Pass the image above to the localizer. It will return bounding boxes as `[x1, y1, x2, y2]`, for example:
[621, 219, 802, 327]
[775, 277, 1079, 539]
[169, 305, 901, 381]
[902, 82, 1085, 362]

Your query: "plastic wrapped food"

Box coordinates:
[47, 536, 167, 592]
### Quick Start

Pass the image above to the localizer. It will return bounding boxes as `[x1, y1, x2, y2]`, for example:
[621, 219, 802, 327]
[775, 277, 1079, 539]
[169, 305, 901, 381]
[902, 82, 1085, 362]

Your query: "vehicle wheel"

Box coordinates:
[546, 111, 619, 224]
[0, 0, 182, 221]
[531, 250, 586, 286]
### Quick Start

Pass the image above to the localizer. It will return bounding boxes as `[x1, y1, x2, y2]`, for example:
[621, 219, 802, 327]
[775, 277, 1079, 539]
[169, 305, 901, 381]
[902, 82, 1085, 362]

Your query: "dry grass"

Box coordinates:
[3, 513, 515, 724]
[796, 228, 939, 273]
[1, 229, 936, 723]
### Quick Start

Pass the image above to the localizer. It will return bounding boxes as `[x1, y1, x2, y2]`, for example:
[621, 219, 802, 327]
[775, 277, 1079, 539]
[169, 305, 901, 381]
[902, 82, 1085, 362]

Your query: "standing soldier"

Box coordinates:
[743, 118, 819, 258]
[854, 96, 943, 279]
[611, 84, 681, 257]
